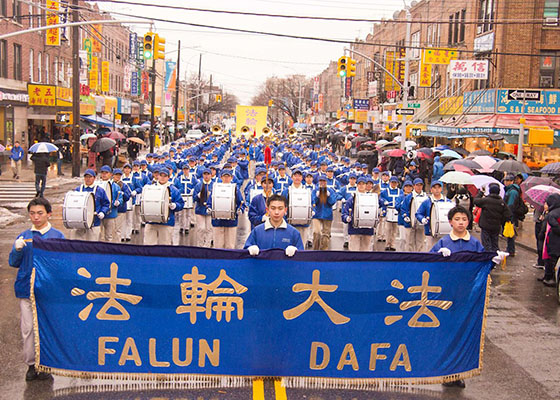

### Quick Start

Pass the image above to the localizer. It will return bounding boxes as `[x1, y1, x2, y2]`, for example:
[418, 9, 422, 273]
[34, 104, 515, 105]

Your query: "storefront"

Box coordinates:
[0, 87, 29, 147]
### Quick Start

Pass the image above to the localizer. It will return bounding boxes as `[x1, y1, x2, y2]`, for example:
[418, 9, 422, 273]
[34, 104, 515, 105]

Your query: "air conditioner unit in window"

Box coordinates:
[477, 26, 482, 34]
[544, 17, 558, 26]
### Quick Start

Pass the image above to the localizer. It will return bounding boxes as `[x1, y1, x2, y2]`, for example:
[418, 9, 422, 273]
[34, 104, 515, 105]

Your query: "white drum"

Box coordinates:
[211, 183, 236, 220]
[182, 194, 194, 209]
[141, 185, 170, 224]
[386, 207, 399, 223]
[410, 195, 428, 228]
[249, 187, 264, 203]
[96, 180, 113, 205]
[430, 201, 454, 237]
[353, 193, 379, 229]
[288, 187, 312, 225]
[63, 191, 95, 229]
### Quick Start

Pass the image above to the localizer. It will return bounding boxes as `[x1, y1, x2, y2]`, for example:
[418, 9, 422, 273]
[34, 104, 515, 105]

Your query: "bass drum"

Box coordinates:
[353, 192, 379, 229]
[430, 201, 454, 237]
[96, 180, 113, 205]
[211, 183, 236, 220]
[288, 187, 312, 225]
[141, 185, 170, 224]
[410, 195, 428, 228]
[63, 191, 95, 229]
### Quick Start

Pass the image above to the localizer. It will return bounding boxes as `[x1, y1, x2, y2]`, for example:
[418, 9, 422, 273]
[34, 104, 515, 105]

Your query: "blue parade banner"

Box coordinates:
[31, 238, 493, 383]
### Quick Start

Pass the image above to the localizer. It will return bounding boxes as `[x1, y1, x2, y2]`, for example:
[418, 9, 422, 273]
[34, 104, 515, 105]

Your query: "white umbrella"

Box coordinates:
[80, 133, 97, 140]
[470, 175, 505, 197]
[440, 171, 474, 185]
[28, 142, 58, 153]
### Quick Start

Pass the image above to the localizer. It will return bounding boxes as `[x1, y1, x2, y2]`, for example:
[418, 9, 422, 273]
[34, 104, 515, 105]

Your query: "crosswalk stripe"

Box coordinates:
[274, 379, 287, 400]
[253, 378, 265, 400]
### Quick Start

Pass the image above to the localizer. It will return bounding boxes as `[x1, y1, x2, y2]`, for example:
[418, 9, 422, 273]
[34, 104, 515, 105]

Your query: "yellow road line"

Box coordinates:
[253, 378, 265, 400]
[274, 379, 287, 400]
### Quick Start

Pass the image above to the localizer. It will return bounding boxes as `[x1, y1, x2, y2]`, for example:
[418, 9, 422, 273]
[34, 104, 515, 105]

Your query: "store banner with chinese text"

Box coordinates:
[32, 238, 493, 383]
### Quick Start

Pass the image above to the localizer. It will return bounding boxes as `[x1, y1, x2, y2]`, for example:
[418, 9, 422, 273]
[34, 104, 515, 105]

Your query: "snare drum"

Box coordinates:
[141, 185, 170, 223]
[353, 192, 379, 229]
[63, 191, 95, 229]
[410, 195, 428, 228]
[430, 201, 454, 237]
[386, 206, 399, 223]
[182, 194, 194, 209]
[288, 187, 312, 225]
[96, 180, 113, 205]
[211, 183, 236, 220]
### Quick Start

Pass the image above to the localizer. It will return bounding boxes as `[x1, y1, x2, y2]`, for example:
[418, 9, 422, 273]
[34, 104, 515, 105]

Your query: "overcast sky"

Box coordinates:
[95, 0, 407, 103]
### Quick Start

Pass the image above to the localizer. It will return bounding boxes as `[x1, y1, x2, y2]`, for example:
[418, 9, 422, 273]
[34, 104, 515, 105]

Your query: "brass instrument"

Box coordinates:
[240, 126, 251, 134]
[262, 126, 271, 135]
[288, 127, 297, 135]
[211, 125, 222, 134]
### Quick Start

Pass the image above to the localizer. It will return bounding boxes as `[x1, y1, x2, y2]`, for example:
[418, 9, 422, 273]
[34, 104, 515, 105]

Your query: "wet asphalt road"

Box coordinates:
[0, 181, 559, 400]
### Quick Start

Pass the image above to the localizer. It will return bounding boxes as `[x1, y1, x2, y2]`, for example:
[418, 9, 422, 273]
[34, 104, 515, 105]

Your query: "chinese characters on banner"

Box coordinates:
[345, 77, 353, 98]
[449, 60, 489, 80]
[90, 56, 99, 91]
[235, 105, 268, 136]
[141, 71, 150, 100]
[385, 51, 396, 91]
[353, 99, 370, 110]
[101, 61, 109, 92]
[123, 66, 131, 92]
[422, 48, 458, 65]
[91, 24, 103, 53]
[318, 94, 324, 111]
[45, 0, 60, 46]
[131, 71, 138, 96]
[419, 62, 432, 87]
[27, 84, 56, 106]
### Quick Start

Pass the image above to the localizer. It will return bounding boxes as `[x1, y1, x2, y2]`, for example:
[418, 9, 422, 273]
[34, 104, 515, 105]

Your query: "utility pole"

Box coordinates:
[149, 56, 156, 153]
[208, 74, 212, 123]
[71, 0, 80, 177]
[174, 40, 180, 136]
[400, 7, 411, 151]
[195, 54, 201, 123]
[517, 89, 527, 161]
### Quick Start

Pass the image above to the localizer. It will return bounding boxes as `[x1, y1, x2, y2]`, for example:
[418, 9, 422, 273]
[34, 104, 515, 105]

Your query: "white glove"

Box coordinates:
[421, 217, 428, 225]
[114, 200, 120, 207]
[404, 216, 411, 223]
[169, 202, 177, 210]
[438, 247, 451, 257]
[492, 251, 509, 264]
[131, 190, 137, 196]
[97, 212, 105, 220]
[384, 201, 389, 206]
[346, 216, 352, 223]
[285, 245, 297, 257]
[248, 245, 260, 256]
[15, 236, 26, 251]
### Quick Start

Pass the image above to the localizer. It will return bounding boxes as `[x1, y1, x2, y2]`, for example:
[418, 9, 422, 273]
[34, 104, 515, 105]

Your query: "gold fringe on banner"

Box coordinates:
[31, 271, 493, 388]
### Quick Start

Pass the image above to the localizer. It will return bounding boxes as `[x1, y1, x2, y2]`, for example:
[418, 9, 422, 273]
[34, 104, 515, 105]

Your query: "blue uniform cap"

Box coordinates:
[403, 180, 413, 187]
[113, 168, 123, 175]
[431, 180, 443, 187]
[261, 175, 275, 183]
[83, 169, 96, 177]
[320, 160, 328, 165]
[123, 163, 132, 169]
[220, 169, 232, 177]
[327, 166, 334, 172]
[132, 160, 140, 166]
[381, 171, 390, 176]
[349, 172, 357, 179]
[278, 164, 286, 170]
[159, 168, 170, 176]
[100, 165, 112, 173]
[140, 160, 148, 165]
[373, 168, 380, 173]
[357, 176, 367, 184]
[361, 163, 368, 168]
[318, 175, 327, 181]
[292, 168, 303, 175]
[409, 161, 417, 166]
[389, 176, 399, 183]
[202, 168, 211, 174]
[413, 178, 424, 185]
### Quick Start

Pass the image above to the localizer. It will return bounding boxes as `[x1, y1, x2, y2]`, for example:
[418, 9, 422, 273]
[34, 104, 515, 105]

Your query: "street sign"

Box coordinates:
[507, 89, 541, 101]
[396, 108, 415, 115]
[345, 104, 352, 110]
[407, 103, 420, 108]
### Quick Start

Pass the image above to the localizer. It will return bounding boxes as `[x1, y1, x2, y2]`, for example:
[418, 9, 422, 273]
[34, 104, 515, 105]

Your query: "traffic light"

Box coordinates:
[143, 32, 154, 59]
[216, 94, 222, 103]
[337, 56, 348, 78]
[347, 58, 357, 77]
[154, 34, 166, 60]
[56, 111, 72, 125]
[268, 99, 274, 107]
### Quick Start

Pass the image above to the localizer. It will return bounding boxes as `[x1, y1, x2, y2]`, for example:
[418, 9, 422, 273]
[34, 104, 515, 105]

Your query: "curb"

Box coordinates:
[499, 237, 537, 254]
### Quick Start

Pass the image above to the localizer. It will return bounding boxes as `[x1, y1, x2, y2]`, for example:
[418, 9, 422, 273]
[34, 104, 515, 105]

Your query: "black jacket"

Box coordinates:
[544, 194, 560, 257]
[30, 153, 50, 175]
[474, 193, 512, 233]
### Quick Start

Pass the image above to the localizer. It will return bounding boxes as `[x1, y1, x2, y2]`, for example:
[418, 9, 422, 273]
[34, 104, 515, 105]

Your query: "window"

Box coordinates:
[37, 51, 42, 83]
[29, 48, 34, 82]
[0, 0, 6, 16]
[544, 0, 559, 18]
[540, 52, 558, 88]
[0, 40, 6, 78]
[411, 31, 420, 59]
[13, 43, 21, 80]
[28, 4, 33, 28]
[478, 0, 495, 33]
[12, 0, 21, 24]
[45, 54, 49, 84]
[448, 10, 466, 45]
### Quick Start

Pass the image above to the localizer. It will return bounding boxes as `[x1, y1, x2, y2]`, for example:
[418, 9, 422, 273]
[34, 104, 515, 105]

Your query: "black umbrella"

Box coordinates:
[357, 150, 374, 158]
[417, 147, 433, 156]
[90, 137, 116, 153]
[492, 159, 530, 173]
[452, 147, 469, 157]
[54, 138, 70, 145]
[351, 136, 367, 144]
[540, 162, 560, 175]
[443, 159, 482, 171]
[469, 149, 492, 156]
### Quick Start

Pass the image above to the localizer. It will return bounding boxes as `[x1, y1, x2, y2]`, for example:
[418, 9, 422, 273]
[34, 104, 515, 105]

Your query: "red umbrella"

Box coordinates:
[416, 152, 431, 160]
[389, 149, 406, 158]
[106, 131, 126, 140]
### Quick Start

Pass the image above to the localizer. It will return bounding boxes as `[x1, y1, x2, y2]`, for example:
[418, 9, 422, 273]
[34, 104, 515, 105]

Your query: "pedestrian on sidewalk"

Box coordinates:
[538, 194, 560, 287]
[30, 152, 50, 197]
[473, 184, 511, 253]
[504, 175, 522, 257]
[10, 141, 24, 179]
[8, 197, 65, 381]
[56, 146, 65, 176]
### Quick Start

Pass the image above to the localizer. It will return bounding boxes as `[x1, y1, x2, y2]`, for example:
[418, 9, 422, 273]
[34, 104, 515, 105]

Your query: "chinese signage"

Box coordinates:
[101, 61, 109, 92]
[422, 48, 458, 65]
[385, 51, 396, 91]
[129, 33, 138, 60]
[439, 96, 463, 115]
[449, 60, 489, 80]
[235, 106, 268, 136]
[90, 56, 99, 91]
[345, 77, 353, 98]
[32, 238, 493, 381]
[419, 62, 432, 87]
[474, 32, 494, 54]
[496, 89, 560, 115]
[45, 0, 60, 46]
[463, 89, 496, 114]
[27, 84, 56, 106]
[353, 99, 370, 110]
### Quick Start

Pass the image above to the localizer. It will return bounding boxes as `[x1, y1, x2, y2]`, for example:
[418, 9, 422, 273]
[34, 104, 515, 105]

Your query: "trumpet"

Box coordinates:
[262, 126, 271, 135]
[211, 125, 222, 134]
[288, 127, 297, 135]
[240, 126, 251, 134]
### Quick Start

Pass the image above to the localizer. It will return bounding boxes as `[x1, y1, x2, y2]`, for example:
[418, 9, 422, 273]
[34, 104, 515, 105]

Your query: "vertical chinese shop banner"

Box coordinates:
[32, 238, 493, 382]
[101, 61, 109, 92]
[45, 0, 60, 46]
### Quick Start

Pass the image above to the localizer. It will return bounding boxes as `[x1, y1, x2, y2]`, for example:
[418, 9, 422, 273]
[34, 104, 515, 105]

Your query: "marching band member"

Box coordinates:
[274, 163, 292, 193]
[312, 175, 337, 250]
[245, 194, 304, 256]
[193, 168, 214, 247]
[342, 176, 375, 251]
[208, 169, 244, 249]
[376, 171, 391, 243]
[121, 162, 143, 240]
[281, 169, 311, 244]
[410, 178, 427, 251]
[244, 167, 266, 205]
[379, 176, 402, 251]
[395, 180, 413, 251]
[248, 175, 275, 230]
[73, 169, 110, 241]
[339, 172, 358, 248]
[143, 167, 184, 245]
[140, 160, 153, 182]
[98, 165, 123, 243]
[415, 180, 453, 251]
[174, 162, 199, 235]
[371, 168, 381, 185]
[112, 169, 131, 243]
